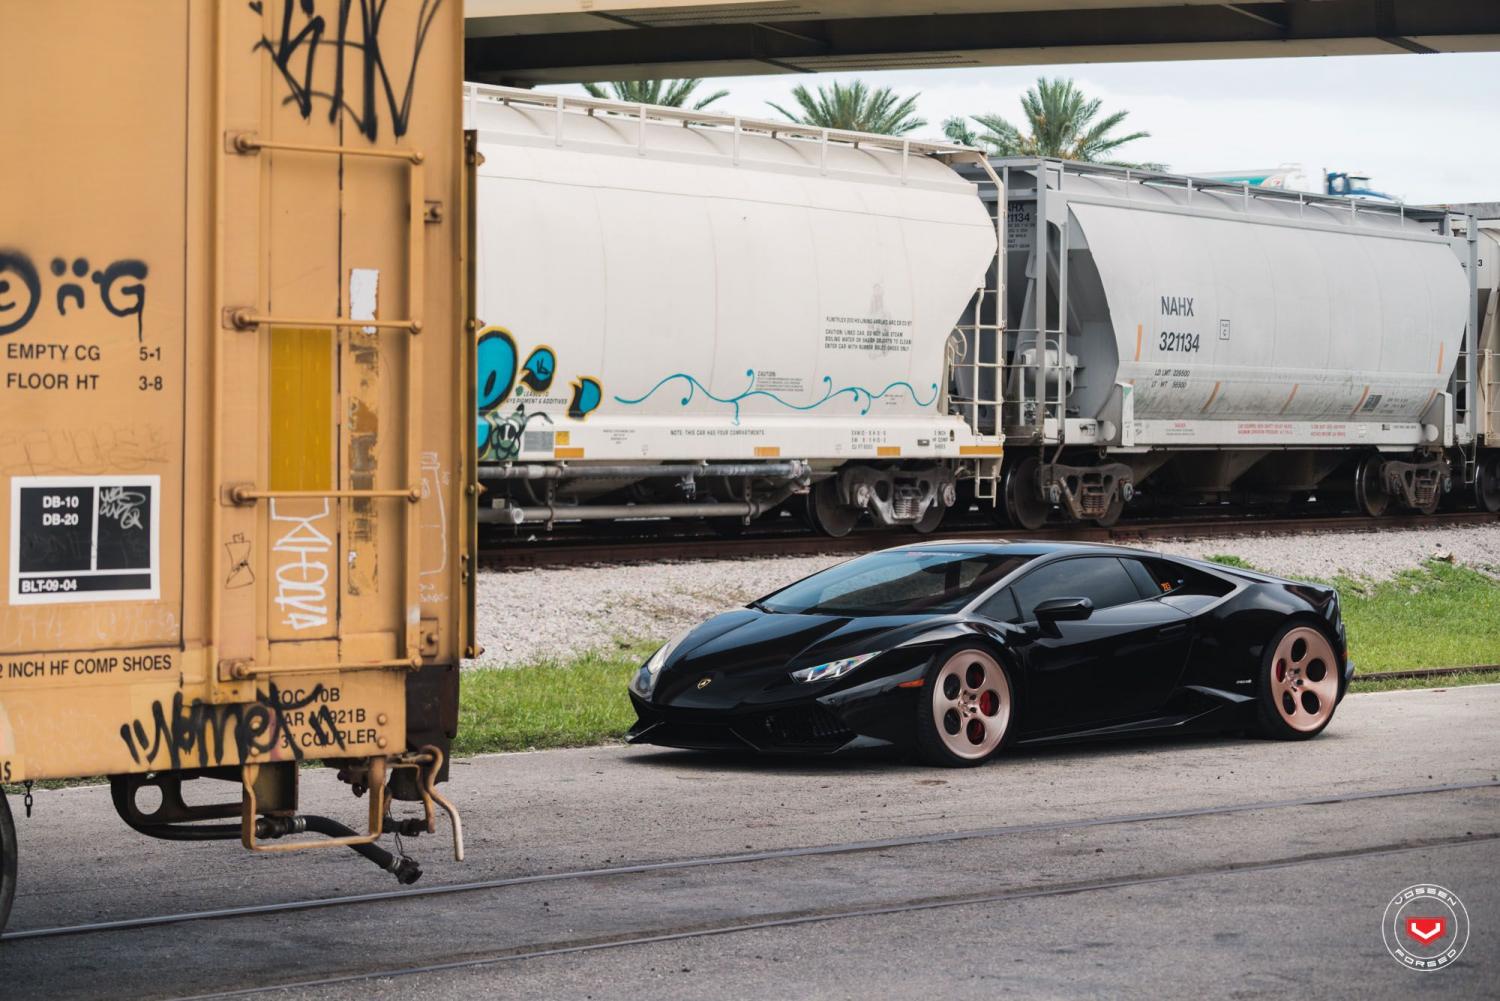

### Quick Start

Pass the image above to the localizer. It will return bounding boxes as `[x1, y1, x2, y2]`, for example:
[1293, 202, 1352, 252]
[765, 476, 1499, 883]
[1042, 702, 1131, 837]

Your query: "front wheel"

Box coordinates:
[1254, 623, 1341, 740]
[915, 646, 1015, 767]
[1, 790, 16, 934]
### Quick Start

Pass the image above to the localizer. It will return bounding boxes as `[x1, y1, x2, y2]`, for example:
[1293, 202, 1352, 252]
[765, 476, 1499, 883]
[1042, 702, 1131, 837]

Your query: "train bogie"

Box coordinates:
[0, 0, 471, 917]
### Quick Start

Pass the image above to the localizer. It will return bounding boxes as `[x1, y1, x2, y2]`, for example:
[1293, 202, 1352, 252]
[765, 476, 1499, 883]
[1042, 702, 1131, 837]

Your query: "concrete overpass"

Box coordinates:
[465, 0, 1500, 85]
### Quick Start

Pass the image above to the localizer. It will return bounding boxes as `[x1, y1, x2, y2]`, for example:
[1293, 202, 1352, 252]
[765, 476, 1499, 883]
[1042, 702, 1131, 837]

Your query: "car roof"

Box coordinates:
[891, 539, 1154, 559]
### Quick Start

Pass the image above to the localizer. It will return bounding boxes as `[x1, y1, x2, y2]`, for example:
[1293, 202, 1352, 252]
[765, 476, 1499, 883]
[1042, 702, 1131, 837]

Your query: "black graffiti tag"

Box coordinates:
[0, 250, 148, 340]
[118, 682, 347, 770]
[251, 0, 443, 142]
[93, 260, 150, 340]
[0, 251, 41, 337]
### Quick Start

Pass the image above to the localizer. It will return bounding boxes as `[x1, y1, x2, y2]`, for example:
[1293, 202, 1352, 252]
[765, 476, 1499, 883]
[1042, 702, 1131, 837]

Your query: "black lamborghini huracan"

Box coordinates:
[627, 541, 1351, 766]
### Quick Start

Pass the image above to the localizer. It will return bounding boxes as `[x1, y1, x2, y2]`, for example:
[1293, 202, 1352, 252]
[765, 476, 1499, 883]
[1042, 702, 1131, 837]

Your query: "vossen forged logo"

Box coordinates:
[1382, 884, 1470, 971]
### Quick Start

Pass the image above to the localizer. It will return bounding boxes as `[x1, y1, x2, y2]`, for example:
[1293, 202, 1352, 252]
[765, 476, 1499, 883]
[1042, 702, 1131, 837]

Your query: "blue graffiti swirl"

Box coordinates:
[613, 369, 938, 425]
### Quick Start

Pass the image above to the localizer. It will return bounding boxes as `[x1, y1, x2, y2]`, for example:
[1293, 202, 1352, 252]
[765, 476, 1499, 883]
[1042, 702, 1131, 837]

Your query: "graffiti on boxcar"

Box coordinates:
[0, 251, 41, 336]
[225, 532, 255, 589]
[480, 403, 552, 462]
[118, 682, 346, 770]
[270, 499, 333, 631]
[568, 378, 603, 421]
[0, 250, 149, 340]
[251, 0, 444, 142]
[475, 325, 598, 458]
[613, 369, 939, 425]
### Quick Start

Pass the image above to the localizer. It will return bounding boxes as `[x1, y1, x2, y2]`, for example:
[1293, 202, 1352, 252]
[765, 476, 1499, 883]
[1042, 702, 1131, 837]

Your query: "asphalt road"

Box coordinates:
[2, 685, 1497, 1000]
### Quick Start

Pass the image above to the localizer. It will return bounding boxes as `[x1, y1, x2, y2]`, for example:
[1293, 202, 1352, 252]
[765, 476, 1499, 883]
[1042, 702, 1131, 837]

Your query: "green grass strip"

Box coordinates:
[455, 641, 653, 755]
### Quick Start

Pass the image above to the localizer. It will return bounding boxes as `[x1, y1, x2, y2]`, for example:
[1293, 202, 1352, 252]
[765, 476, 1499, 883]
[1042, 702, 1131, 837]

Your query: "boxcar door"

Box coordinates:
[211, 0, 468, 767]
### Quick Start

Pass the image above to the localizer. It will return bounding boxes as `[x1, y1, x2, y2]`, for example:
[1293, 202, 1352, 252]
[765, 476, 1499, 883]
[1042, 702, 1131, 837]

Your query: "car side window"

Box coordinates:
[977, 586, 1022, 623]
[1011, 557, 1142, 622]
[1141, 558, 1235, 598]
[1120, 558, 1164, 599]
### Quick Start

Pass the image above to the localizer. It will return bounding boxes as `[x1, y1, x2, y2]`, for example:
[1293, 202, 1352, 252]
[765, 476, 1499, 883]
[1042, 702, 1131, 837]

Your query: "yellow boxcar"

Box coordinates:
[0, 0, 473, 929]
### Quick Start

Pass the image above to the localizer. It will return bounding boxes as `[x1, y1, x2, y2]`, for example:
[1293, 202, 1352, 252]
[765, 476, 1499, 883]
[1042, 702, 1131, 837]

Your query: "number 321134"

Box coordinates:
[1159, 330, 1200, 353]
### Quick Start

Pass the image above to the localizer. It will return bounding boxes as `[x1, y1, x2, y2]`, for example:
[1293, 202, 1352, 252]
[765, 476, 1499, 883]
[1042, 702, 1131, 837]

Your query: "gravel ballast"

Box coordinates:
[473, 523, 1500, 668]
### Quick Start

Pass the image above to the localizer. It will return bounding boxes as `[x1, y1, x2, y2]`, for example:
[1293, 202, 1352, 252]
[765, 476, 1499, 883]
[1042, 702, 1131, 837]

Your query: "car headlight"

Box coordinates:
[630, 628, 693, 699]
[790, 652, 877, 684]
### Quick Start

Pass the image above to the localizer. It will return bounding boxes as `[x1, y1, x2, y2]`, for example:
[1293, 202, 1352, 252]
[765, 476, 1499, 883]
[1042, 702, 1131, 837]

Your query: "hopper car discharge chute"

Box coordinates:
[952, 159, 1496, 527]
[0, 0, 473, 933]
[466, 84, 1006, 537]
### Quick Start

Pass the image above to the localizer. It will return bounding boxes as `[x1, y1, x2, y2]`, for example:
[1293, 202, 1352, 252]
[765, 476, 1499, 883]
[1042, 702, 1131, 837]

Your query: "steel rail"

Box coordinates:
[167, 829, 1500, 1001]
[5, 778, 1494, 944]
[480, 510, 1500, 569]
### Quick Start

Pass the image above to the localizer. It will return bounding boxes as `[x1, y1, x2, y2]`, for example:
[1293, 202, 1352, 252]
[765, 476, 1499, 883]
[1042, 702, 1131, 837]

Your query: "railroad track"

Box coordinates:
[481, 510, 1500, 569]
[174, 830, 1500, 1000]
[4, 780, 1492, 950]
[11, 777, 1478, 999]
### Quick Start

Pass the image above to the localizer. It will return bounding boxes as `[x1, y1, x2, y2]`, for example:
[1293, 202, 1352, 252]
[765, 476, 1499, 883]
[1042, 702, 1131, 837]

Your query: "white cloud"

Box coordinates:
[538, 53, 1500, 205]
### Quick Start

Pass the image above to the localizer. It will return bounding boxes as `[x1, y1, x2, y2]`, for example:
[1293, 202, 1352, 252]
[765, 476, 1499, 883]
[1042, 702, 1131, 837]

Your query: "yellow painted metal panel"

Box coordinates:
[269, 329, 335, 491]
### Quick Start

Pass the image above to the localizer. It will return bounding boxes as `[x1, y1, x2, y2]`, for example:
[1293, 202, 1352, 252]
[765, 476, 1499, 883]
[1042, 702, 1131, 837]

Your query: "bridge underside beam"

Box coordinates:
[466, 1, 1500, 84]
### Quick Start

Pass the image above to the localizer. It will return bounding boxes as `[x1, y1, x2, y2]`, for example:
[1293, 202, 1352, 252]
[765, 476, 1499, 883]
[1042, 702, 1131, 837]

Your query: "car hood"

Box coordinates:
[652, 608, 939, 709]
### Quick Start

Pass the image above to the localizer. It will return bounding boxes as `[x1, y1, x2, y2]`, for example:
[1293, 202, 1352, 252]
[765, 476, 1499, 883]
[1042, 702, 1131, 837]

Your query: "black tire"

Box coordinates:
[0, 791, 15, 935]
[914, 644, 1016, 767]
[1254, 621, 1342, 741]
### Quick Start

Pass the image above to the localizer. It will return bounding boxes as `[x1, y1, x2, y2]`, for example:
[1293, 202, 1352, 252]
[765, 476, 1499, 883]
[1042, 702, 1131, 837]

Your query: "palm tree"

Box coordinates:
[943, 77, 1151, 165]
[768, 80, 926, 136]
[582, 78, 729, 110]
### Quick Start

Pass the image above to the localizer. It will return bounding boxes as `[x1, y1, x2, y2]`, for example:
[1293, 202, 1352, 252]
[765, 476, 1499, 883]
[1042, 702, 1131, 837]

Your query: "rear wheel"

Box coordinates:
[915, 646, 1014, 767]
[1255, 623, 1341, 740]
[0, 791, 15, 935]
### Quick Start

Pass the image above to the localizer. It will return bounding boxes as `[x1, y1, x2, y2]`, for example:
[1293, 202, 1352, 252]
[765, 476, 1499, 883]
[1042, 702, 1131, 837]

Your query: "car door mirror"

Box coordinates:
[1034, 596, 1093, 625]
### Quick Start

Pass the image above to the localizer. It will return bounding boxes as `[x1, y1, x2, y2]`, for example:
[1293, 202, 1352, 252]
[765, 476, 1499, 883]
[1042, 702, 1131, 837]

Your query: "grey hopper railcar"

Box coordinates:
[954, 159, 1493, 526]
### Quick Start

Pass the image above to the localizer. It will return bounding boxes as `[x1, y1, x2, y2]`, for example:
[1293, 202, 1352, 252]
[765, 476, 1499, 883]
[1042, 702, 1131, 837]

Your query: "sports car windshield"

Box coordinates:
[757, 550, 1035, 617]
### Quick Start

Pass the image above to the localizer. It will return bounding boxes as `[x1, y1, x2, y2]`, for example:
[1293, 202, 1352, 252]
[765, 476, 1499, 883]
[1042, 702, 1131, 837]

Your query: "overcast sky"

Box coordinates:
[540, 52, 1499, 206]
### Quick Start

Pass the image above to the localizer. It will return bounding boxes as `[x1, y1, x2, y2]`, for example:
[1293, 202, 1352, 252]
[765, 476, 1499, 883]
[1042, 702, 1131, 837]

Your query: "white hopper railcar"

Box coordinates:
[467, 84, 1004, 535]
[956, 159, 1497, 526]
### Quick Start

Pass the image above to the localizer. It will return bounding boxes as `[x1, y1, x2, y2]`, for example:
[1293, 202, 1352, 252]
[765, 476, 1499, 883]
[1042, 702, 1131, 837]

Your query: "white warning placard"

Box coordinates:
[9, 475, 160, 604]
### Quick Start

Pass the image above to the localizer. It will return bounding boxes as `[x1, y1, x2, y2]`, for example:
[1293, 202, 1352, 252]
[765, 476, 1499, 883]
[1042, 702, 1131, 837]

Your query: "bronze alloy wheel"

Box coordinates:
[0, 791, 15, 935]
[1257, 624, 1340, 739]
[917, 647, 1013, 766]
